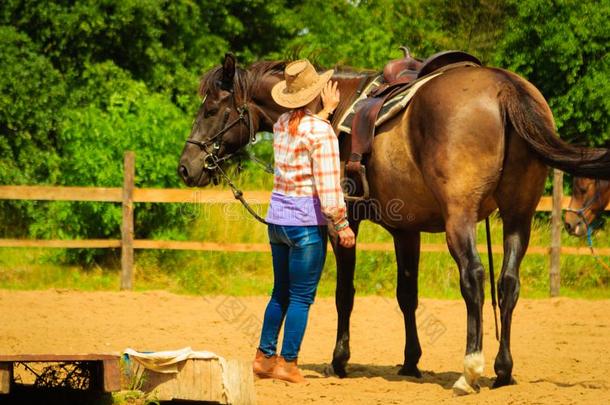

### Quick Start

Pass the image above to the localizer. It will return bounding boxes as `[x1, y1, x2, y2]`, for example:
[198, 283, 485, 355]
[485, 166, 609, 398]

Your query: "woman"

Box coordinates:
[253, 59, 356, 383]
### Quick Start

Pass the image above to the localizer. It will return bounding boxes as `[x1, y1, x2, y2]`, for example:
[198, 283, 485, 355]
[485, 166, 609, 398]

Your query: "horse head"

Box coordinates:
[178, 53, 284, 187]
[565, 177, 610, 236]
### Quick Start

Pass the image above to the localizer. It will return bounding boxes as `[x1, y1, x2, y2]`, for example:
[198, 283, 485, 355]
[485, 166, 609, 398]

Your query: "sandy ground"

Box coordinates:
[0, 290, 609, 404]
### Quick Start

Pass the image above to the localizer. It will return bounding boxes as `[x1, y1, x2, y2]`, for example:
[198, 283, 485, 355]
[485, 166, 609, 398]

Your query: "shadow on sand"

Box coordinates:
[301, 363, 495, 390]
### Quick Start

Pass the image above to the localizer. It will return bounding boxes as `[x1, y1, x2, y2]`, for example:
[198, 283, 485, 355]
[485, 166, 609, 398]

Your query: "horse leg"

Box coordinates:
[491, 128, 546, 387]
[392, 230, 422, 377]
[331, 218, 361, 377]
[491, 215, 531, 387]
[445, 212, 486, 395]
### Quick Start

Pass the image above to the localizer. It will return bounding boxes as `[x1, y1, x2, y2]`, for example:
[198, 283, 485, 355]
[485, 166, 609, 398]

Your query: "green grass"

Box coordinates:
[1, 209, 609, 299]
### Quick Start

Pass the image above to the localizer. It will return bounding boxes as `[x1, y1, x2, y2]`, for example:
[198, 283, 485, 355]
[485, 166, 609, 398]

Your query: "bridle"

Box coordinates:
[184, 93, 269, 224]
[565, 179, 604, 240]
[564, 179, 610, 273]
[185, 101, 257, 171]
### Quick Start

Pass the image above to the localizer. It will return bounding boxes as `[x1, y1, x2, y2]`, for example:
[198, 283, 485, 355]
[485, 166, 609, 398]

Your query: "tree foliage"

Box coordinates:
[496, 0, 610, 145]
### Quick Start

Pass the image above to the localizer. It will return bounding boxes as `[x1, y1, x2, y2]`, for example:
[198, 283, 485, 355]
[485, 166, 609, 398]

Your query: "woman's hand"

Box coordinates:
[319, 80, 340, 119]
[338, 226, 355, 248]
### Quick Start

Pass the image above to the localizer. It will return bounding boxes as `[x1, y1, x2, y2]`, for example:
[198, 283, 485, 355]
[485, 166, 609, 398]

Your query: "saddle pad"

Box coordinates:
[337, 72, 441, 134]
[336, 75, 384, 134]
[375, 72, 441, 127]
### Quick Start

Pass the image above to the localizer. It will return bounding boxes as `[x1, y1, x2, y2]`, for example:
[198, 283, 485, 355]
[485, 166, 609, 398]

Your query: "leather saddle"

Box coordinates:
[344, 47, 481, 201]
[383, 46, 423, 83]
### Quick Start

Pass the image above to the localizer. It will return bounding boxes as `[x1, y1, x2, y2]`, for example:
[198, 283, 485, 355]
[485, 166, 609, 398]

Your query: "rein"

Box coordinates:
[485, 217, 499, 341]
[583, 217, 610, 272]
[185, 99, 269, 225]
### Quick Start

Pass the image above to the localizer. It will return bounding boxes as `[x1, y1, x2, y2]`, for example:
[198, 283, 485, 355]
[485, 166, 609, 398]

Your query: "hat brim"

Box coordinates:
[271, 69, 334, 109]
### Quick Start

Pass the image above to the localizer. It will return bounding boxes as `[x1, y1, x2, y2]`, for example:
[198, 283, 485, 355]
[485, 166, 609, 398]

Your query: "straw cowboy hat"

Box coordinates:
[271, 59, 334, 109]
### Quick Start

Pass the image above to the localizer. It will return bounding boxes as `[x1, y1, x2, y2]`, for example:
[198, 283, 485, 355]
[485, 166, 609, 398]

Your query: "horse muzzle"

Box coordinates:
[564, 212, 587, 237]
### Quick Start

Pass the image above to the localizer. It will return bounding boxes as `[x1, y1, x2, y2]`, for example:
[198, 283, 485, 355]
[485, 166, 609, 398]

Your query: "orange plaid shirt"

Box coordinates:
[269, 110, 347, 225]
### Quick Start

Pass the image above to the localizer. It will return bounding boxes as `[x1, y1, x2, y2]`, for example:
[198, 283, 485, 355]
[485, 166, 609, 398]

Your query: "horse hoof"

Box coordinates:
[331, 361, 348, 378]
[492, 376, 517, 388]
[398, 365, 422, 378]
[452, 375, 480, 396]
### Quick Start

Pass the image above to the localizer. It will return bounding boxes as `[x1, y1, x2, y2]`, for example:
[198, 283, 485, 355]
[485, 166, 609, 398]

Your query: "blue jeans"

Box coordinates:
[258, 224, 327, 361]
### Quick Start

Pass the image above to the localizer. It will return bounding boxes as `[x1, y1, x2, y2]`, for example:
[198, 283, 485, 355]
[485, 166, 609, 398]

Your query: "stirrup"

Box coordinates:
[343, 164, 370, 202]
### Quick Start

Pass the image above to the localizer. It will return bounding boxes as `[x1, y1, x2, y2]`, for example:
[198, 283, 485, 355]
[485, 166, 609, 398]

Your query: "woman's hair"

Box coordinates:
[288, 108, 306, 136]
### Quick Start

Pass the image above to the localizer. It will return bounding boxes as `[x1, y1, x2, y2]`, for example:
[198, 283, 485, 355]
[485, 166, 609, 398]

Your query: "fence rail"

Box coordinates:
[0, 239, 607, 256]
[0, 185, 578, 209]
[0, 152, 608, 292]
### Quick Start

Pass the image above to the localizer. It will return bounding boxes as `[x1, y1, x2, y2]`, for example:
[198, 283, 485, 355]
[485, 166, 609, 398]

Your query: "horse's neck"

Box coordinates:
[331, 73, 375, 127]
[251, 71, 286, 132]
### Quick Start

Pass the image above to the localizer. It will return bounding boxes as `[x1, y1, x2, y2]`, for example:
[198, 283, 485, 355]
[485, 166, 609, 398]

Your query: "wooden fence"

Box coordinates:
[0, 153, 607, 293]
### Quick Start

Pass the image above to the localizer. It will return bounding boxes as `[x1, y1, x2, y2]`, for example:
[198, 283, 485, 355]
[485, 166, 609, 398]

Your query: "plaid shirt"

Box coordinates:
[270, 110, 346, 225]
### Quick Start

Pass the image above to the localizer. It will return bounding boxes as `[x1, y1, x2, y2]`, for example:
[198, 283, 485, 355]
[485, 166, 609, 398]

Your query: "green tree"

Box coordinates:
[0, 0, 291, 110]
[30, 62, 192, 264]
[0, 26, 66, 236]
[271, 0, 509, 69]
[495, 0, 610, 146]
[0, 26, 64, 185]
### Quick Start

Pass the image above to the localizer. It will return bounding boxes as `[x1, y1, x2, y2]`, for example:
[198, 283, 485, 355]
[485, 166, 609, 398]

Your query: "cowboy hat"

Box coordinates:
[271, 59, 334, 109]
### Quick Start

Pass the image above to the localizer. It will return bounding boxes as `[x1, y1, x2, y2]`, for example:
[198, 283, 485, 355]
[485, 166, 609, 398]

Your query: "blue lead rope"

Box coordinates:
[584, 217, 610, 273]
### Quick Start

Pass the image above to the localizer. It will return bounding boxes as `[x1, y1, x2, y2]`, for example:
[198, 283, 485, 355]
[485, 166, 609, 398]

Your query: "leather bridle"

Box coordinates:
[184, 93, 268, 224]
[185, 101, 257, 172]
[565, 179, 610, 272]
[565, 179, 603, 235]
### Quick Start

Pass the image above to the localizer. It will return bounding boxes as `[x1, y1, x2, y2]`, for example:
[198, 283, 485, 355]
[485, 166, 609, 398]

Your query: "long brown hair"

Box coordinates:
[288, 108, 306, 136]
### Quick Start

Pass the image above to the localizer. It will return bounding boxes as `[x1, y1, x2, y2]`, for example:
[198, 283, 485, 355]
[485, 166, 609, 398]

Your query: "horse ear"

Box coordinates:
[221, 52, 236, 90]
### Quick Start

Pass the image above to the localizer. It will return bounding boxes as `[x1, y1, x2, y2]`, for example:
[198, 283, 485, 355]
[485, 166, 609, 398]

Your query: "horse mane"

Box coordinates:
[248, 60, 287, 80]
[247, 59, 371, 80]
[197, 65, 251, 104]
[198, 59, 375, 101]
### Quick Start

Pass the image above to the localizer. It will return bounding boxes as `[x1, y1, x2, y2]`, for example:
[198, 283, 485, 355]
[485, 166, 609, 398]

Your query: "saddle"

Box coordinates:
[341, 47, 481, 201]
[383, 46, 423, 83]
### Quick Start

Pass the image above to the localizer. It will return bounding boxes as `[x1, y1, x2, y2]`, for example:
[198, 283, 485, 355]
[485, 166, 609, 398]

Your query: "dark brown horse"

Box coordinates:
[565, 177, 610, 237]
[178, 53, 610, 394]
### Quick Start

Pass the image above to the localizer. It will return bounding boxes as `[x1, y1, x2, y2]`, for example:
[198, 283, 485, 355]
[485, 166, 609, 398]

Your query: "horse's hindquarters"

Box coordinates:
[366, 67, 510, 232]
[366, 113, 445, 232]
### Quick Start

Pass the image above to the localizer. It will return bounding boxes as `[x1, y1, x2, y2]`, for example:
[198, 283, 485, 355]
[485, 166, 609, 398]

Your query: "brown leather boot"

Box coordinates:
[272, 356, 305, 383]
[252, 349, 277, 379]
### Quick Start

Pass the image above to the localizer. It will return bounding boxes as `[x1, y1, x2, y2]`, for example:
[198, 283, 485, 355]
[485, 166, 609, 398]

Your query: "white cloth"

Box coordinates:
[123, 347, 220, 373]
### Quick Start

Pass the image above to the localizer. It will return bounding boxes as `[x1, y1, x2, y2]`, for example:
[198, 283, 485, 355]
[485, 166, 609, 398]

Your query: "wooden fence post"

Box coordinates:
[121, 151, 135, 290]
[550, 169, 563, 297]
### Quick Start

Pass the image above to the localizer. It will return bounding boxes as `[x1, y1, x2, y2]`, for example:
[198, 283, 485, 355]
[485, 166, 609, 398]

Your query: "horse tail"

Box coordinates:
[497, 69, 610, 179]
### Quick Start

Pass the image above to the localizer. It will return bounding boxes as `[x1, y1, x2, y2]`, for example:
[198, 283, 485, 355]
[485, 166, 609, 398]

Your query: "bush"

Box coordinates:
[0, 26, 67, 236]
[27, 62, 192, 264]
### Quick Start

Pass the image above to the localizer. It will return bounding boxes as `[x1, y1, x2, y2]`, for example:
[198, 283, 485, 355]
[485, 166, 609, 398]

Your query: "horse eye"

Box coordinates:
[204, 108, 218, 118]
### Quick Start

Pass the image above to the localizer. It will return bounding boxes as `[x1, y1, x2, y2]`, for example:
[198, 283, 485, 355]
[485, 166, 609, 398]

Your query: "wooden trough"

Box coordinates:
[0, 353, 121, 394]
[127, 357, 255, 404]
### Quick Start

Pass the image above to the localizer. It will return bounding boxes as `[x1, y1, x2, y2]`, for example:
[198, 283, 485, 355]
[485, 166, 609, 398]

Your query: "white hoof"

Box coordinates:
[452, 352, 484, 396]
[452, 375, 479, 396]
